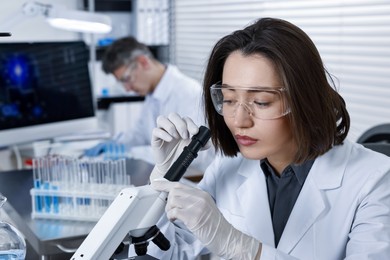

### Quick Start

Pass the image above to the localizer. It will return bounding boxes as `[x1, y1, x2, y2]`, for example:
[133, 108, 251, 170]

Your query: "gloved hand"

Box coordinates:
[84, 140, 123, 157]
[150, 113, 210, 180]
[151, 178, 261, 259]
[84, 141, 110, 157]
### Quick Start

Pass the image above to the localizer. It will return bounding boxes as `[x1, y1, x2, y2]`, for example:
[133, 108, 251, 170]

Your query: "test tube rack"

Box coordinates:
[30, 155, 131, 222]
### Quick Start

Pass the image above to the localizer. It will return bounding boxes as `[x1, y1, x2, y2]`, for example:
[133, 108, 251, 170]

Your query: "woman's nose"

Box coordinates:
[234, 103, 254, 127]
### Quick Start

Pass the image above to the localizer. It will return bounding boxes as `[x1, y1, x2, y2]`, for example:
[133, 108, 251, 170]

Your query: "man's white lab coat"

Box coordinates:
[120, 65, 212, 172]
[122, 65, 204, 147]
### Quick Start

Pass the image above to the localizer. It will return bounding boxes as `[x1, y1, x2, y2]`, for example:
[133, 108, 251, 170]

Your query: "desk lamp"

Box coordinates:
[0, 1, 112, 34]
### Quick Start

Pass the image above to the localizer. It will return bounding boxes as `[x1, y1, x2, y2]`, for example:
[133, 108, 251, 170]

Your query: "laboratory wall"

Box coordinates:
[0, 0, 134, 97]
[0, 1, 80, 171]
[0, 1, 132, 170]
[171, 0, 390, 142]
[0, 0, 109, 104]
[0, 0, 81, 42]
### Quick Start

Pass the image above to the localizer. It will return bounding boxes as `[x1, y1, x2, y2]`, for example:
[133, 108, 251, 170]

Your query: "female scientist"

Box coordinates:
[146, 17, 390, 259]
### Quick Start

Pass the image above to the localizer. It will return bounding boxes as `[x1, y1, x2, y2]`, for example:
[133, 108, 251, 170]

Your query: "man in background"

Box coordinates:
[85, 36, 212, 173]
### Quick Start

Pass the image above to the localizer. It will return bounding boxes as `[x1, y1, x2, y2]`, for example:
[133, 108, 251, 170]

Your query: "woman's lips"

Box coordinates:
[235, 135, 258, 146]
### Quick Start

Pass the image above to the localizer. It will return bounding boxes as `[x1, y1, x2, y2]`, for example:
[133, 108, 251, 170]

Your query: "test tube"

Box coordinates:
[50, 156, 59, 214]
[32, 155, 133, 220]
[32, 158, 42, 212]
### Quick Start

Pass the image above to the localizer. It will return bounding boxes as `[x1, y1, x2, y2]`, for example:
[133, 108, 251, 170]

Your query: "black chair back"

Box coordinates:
[362, 143, 390, 157]
[357, 123, 390, 144]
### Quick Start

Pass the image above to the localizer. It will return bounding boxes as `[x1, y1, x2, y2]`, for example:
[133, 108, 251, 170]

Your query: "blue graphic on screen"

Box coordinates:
[1, 54, 42, 120]
[7, 56, 30, 87]
[0, 41, 94, 130]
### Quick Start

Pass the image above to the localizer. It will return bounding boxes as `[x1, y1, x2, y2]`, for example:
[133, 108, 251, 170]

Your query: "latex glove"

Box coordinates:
[151, 179, 260, 259]
[84, 141, 111, 157]
[150, 113, 210, 180]
[84, 140, 124, 157]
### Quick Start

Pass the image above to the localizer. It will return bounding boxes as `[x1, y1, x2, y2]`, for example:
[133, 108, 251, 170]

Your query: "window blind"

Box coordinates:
[171, 0, 390, 141]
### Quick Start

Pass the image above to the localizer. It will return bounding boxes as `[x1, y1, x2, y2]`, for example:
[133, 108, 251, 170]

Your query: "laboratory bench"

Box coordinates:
[97, 95, 145, 110]
[0, 158, 157, 260]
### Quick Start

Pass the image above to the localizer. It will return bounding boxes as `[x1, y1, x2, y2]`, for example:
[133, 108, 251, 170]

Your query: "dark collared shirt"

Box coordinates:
[260, 159, 314, 247]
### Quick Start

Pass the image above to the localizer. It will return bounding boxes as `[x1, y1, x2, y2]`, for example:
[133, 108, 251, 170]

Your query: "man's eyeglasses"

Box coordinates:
[117, 63, 137, 84]
[210, 83, 290, 120]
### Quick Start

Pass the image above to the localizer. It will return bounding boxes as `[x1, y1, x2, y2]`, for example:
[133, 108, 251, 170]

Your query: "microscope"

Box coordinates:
[71, 126, 211, 260]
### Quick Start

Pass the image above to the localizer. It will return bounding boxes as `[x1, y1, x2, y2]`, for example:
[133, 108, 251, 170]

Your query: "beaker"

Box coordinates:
[0, 193, 26, 259]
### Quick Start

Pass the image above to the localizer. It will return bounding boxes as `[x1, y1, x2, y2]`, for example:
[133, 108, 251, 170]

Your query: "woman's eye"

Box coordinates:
[254, 101, 271, 108]
[223, 99, 236, 105]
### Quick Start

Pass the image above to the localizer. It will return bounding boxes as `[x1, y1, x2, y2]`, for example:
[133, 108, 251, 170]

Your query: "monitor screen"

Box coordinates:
[0, 41, 97, 147]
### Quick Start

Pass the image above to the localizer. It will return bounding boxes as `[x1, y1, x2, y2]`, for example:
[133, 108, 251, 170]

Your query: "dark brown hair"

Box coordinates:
[203, 17, 350, 163]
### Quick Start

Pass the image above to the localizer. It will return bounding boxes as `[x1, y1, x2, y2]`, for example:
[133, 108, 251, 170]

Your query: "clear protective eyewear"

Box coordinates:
[210, 83, 290, 120]
[117, 62, 137, 84]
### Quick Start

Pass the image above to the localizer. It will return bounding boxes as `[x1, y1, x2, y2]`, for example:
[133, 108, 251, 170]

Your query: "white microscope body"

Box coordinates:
[71, 185, 167, 260]
[71, 126, 211, 260]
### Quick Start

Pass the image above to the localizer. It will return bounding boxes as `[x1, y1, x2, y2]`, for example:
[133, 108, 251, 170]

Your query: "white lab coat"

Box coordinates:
[121, 64, 204, 147]
[146, 139, 390, 259]
[120, 65, 213, 172]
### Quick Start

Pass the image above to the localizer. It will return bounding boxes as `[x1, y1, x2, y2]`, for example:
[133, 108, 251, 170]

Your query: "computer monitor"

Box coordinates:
[0, 41, 97, 148]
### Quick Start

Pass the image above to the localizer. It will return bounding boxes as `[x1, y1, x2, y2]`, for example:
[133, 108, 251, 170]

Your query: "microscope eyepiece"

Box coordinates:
[163, 126, 211, 181]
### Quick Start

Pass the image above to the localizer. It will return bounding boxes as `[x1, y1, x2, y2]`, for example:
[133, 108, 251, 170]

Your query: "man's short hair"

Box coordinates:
[102, 36, 153, 74]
